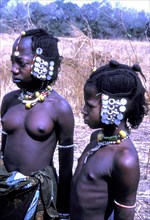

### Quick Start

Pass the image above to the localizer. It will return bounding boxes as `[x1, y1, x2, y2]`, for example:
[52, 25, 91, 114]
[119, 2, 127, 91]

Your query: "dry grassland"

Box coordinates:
[0, 33, 150, 219]
[0, 33, 150, 114]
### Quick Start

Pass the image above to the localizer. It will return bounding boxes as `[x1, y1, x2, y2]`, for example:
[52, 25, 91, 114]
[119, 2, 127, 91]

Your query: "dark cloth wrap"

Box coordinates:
[0, 160, 58, 220]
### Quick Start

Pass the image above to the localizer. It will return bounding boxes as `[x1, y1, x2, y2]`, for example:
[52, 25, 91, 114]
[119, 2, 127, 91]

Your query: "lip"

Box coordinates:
[83, 117, 88, 124]
[12, 77, 22, 83]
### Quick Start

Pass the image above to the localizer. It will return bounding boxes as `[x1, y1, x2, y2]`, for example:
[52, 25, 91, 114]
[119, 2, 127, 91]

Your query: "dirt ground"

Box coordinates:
[66, 116, 150, 220]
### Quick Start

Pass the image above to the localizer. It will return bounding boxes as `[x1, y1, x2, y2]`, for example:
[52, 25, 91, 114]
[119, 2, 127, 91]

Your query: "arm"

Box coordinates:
[112, 147, 140, 220]
[1, 133, 7, 156]
[56, 100, 74, 214]
[1, 90, 20, 155]
[1, 95, 9, 155]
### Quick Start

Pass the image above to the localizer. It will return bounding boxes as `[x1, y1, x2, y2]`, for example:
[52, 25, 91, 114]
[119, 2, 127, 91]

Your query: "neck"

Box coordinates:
[84, 123, 130, 164]
[22, 78, 48, 92]
[18, 85, 52, 109]
[103, 122, 128, 136]
[97, 123, 130, 144]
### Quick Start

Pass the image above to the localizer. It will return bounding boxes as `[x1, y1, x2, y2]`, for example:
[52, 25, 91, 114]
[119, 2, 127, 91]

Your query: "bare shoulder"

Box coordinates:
[2, 90, 21, 102]
[1, 89, 21, 116]
[113, 140, 139, 172]
[47, 90, 74, 141]
[112, 139, 140, 201]
[50, 90, 73, 113]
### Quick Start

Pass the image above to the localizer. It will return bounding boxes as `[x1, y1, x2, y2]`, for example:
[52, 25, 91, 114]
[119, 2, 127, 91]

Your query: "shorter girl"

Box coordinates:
[70, 60, 148, 220]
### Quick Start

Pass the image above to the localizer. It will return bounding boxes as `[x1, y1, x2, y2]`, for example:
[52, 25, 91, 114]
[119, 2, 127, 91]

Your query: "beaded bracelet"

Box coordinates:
[58, 144, 74, 149]
[2, 130, 7, 135]
[114, 200, 136, 208]
[58, 213, 70, 219]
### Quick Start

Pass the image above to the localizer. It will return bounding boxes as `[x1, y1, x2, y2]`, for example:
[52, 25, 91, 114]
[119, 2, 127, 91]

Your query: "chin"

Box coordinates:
[89, 125, 96, 129]
[85, 122, 93, 129]
[14, 82, 25, 89]
[84, 119, 88, 125]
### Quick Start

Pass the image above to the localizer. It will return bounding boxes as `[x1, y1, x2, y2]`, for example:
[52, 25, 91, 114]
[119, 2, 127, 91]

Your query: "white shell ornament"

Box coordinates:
[36, 47, 43, 55]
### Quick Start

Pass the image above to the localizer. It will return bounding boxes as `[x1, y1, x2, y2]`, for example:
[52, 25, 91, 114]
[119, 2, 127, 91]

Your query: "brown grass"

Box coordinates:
[0, 33, 150, 115]
[0, 33, 150, 219]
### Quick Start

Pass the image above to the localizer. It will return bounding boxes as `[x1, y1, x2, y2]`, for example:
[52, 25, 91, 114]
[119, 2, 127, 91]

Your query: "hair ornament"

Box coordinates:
[14, 31, 26, 56]
[92, 67, 97, 72]
[14, 51, 20, 56]
[49, 66, 54, 71]
[31, 48, 55, 81]
[101, 93, 127, 126]
[21, 31, 26, 35]
[36, 47, 43, 55]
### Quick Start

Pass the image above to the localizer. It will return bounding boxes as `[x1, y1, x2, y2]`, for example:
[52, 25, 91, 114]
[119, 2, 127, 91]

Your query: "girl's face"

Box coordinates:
[11, 36, 34, 89]
[81, 85, 101, 129]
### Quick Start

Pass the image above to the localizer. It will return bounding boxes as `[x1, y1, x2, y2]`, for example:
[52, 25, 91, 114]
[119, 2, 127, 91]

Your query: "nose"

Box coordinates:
[81, 105, 87, 115]
[11, 63, 19, 75]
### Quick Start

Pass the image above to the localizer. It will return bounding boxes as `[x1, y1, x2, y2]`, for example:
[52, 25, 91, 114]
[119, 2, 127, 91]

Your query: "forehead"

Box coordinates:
[13, 36, 33, 56]
[84, 84, 98, 99]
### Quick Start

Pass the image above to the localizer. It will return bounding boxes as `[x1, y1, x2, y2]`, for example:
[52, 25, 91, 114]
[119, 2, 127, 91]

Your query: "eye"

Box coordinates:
[85, 102, 94, 109]
[87, 103, 93, 107]
[19, 62, 28, 67]
[18, 60, 31, 68]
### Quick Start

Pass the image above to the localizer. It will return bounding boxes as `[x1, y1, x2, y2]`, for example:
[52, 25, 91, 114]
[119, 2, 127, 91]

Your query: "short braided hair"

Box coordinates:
[85, 60, 148, 128]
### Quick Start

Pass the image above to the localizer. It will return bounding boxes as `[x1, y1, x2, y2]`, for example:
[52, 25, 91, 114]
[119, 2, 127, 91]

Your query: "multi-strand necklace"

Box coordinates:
[18, 85, 52, 109]
[84, 129, 129, 163]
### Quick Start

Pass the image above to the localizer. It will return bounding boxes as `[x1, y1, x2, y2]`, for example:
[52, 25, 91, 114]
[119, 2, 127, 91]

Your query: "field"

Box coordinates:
[0, 33, 150, 219]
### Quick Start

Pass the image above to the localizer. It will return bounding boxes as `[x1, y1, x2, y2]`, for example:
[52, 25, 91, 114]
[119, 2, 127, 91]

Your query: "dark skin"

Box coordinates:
[70, 85, 140, 220]
[1, 36, 74, 214]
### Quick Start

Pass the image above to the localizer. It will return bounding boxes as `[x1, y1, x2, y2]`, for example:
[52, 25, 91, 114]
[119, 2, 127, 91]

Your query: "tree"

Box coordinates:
[0, 0, 149, 40]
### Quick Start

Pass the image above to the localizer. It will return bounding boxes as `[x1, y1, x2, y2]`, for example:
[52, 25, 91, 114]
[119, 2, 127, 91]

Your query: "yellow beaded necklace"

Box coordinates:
[84, 129, 129, 163]
[18, 85, 52, 109]
[97, 129, 128, 144]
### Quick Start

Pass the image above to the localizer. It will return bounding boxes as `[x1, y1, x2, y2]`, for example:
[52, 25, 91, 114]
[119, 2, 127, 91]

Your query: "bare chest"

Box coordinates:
[1, 102, 55, 139]
[74, 144, 114, 185]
